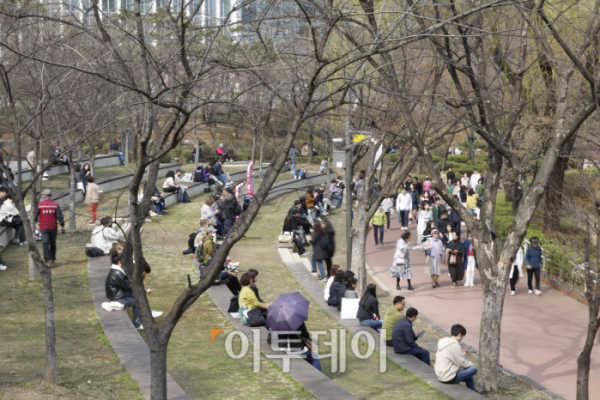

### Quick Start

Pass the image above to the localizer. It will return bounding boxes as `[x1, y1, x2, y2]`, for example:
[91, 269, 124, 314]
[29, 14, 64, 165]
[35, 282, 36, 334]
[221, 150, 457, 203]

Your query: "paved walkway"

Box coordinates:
[364, 220, 599, 400]
[278, 249, 486, 399]
[87, 257, 190, 400]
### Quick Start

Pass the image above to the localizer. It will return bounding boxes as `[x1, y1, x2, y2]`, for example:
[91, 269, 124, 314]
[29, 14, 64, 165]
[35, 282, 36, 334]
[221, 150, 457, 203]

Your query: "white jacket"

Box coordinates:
[381, 198, 395, 213]
[91, 225, 124, 254]
[470, 173, 481, 189]
[201, 204, 216, 222]
[396, 193, 412, 211]
[509, 247, 524, 278]
[0, 199, 19, 222]
[434, 337, 474, 382]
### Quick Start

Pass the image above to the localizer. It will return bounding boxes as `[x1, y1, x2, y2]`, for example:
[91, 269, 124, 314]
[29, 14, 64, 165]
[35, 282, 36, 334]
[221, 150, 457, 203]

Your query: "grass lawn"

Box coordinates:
[0, 231, 144, 399]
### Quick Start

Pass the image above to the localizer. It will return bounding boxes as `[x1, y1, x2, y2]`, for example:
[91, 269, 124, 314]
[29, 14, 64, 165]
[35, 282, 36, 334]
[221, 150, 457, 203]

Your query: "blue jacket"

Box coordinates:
[450, 209, 461, 223]
[463, 240, 478, 270]
[392, 316, 420, 353]
[211, 163, 223, 176]
[525, 246, 542, 269]
[109, 140, 119, 152]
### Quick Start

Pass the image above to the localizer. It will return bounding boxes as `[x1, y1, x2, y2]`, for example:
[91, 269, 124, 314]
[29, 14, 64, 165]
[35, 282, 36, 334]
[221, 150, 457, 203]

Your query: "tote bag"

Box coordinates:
[341, 298, 360, 319]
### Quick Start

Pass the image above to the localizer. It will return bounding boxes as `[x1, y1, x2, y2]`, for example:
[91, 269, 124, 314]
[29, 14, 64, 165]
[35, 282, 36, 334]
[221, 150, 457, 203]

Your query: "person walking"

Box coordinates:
[449, 202, 462, 237]
[446, 167, 456, 184]
[462, 232, 478, 287]
[422, 176, 433, 195]
[391, 231, 430, 290]
[469, 169, 481, 190]
[381, 195, 394, 231]
[357, 284, 382, 332]
[85, 176, 101, 225]
[509, 246, 524, 295]
[476, 178, 485, 199]
[431, 197, 446, 224]
[36, 189, 65, 267]
[396, 187, 412, 230]
[425, 229, 444, 288]
[466, 188, 478, 216]
[323, 220, 336, 277]
[416, 203, 432, 244]
[309, 221, 329, 281]
[289, 144, 301, 179]
[525, 237, 543, 295]
[446, 231, 465, 288]
[434, 324, 478, 391]
[409, 184, 419, 224]
[370, 205, 387, 245]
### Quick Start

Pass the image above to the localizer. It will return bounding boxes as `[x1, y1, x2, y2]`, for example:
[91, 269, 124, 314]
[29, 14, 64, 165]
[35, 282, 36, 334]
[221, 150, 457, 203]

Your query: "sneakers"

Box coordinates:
[12, 238, 19, 244]
[510, 291, 515, 296]
[319, 277, 328, 282]
[301, 251, 310, 256]
[534, 289, 542, 295]
[145, 218, 152, 222]
[151, 310, 163, 318]
[89, 221, 97, 225]
[528, 290, 533, 294]
[101, 301, 125, 311]
[149, 211, 158, 216]
[316, 217, 322, 222]
[136, 324, 144, 330]
[227, 262, 239, 271]
[20, 241, 28, 246]
[0, 264, 7, 271]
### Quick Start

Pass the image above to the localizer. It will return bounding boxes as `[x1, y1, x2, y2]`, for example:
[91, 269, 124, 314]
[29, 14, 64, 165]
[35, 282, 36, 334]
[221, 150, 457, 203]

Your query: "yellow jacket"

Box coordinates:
[370, 209, 387, 226]
[306, 192, 316, 208]
[466, 194, 478, 210]
[239, 286, 262, 310]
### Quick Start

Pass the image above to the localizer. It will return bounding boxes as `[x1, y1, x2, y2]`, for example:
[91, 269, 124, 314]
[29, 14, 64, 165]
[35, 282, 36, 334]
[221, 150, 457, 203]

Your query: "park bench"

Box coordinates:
[13, 154, 122, 183]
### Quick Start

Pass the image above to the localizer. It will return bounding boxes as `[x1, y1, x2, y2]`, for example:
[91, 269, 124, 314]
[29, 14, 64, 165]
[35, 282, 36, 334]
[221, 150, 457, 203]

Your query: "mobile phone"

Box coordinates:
[418, 330, 425, 338]
[466, 346, 472, 353]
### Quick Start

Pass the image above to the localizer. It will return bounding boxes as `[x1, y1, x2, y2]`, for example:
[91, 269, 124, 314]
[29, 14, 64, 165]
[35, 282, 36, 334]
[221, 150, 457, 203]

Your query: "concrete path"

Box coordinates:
[364, 220, 599, 400]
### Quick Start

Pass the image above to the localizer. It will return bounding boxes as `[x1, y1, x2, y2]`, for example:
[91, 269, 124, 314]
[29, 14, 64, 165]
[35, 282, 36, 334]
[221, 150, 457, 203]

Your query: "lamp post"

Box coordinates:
[468, 133, 475, 166]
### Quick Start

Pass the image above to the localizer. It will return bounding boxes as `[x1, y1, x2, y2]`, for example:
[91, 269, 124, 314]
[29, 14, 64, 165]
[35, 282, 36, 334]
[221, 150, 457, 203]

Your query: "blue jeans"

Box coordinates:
[215, 174, 228, 185]
[373, 224, 384, 244]
[215, 219, 224, 236]
[155, 202, 165, 214]
[179, 187, 187, 202]
[304, 348, 321, 371]
[114, 296, 142, 328]
[359, 319, 382, 332]
[400, 346, 430, 365]
[455, 366, 478, 391]
[399, 210, 409, 226]
[311, 256, 326, 278]
[331, 194, 342, 207]
[115, 151, 124, 163]
[291, 162, 297, 176]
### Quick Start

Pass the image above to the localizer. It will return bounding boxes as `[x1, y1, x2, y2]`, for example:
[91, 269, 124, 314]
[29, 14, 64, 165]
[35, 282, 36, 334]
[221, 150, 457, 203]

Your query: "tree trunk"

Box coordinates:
[477, 260, 507, 393]
[150, 344, 168, 400]
[89, 149, 96, 177]
[576, 310, 599, 400]
[259, 127, 264, 179]
[251, 126, 257, 163]
[307, 126, 314, 164]
[441, 133, 455, 171]
[193, 112, 200, 170]
[41, 264, 57, 386]
[543, 135, 576, 233]
[68, 154, 77, 231]
[352, 224, 368, 294]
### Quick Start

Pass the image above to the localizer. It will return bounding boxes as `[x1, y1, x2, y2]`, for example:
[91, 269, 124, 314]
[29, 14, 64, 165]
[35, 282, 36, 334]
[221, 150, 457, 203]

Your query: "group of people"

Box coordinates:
[192, 159, 232, 188]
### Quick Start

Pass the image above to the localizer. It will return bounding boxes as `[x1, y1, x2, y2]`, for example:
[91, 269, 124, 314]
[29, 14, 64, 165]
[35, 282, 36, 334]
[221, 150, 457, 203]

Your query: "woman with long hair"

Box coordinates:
[309, 221, 328, 281]
[323, 220, 335, 277]
[357, 284, 381, 332]
[409, 184, 419, 223]
[391, 231, 430, 290]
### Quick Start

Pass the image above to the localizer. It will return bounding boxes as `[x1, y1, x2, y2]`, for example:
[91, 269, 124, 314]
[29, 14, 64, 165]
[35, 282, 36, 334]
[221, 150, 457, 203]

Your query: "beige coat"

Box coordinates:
[85, 183, 101, 204]
[434, 337, 474, 382]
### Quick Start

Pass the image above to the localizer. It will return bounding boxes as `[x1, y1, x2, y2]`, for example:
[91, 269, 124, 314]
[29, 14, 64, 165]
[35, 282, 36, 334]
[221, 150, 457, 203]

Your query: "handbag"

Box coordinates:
[449, 253, 458, 265]
[246, 308, 266, 327]
[278, 233, 293, 243]
[239, 303, 248, 325]
[395, 257, 406, 265]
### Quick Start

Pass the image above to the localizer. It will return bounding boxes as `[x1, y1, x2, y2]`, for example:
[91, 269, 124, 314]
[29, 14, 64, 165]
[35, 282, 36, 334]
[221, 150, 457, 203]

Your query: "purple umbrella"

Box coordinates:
[267, 292, 309, 331]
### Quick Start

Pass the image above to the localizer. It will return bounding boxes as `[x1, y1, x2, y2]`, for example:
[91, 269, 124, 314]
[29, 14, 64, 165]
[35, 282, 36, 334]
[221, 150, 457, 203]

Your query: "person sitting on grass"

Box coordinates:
[434, 324, 477, 392]
[335, 270, 355, 311]
[195, 226, 216, 273]
[357, 283, 382, 332]
[392, 307, 429, 365]
[0, 186, 27, 246]
[105, 251, 142, 329]
[382, 296, 405, 347]
[182, 219, 209, 255]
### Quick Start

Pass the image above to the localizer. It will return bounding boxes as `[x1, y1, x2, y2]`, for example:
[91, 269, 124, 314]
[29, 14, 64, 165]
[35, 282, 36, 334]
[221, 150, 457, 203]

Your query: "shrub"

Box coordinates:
[160, 152, 171, 163]
[95, 144, 109, 155]
[202, 145, 213, 155]
[171, 149, 182, 158]
[385, 153, 399, 163]
[448, 154, 468, 164]
[181, 150, 192, 163]
[432, 155, 442, 164]
[236, 151, 249, 161]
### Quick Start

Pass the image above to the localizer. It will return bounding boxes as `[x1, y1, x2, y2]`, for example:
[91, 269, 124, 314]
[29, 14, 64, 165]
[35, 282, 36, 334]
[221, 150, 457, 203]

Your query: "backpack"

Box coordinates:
[228, 295, 239, 313]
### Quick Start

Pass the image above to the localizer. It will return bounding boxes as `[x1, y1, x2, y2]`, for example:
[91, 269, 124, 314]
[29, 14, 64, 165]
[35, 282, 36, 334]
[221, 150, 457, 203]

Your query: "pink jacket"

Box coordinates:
[423, 180, 432, 192]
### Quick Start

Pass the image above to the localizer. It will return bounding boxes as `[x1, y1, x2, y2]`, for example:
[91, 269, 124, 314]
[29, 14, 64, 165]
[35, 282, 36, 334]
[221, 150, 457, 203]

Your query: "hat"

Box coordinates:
[206, 226, 217, 233]
[42, 189, 52, 196]
[219, 143, 224, 147]
[320, 183, 326, 187]
[431, 229, 439, 234]
[531, 238, 539, 244]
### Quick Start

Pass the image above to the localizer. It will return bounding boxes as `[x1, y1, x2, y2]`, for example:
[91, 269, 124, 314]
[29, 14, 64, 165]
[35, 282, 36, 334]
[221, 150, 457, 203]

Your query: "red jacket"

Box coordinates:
[36, 199, 64, 230]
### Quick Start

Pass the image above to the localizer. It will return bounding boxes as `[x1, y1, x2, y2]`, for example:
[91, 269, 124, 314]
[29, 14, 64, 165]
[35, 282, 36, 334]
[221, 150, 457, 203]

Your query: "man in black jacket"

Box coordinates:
[221, 187, 242, 235]
[105, 252, 143, 329]
[447, 167, 456, 184]
[392, 307, 429, 365]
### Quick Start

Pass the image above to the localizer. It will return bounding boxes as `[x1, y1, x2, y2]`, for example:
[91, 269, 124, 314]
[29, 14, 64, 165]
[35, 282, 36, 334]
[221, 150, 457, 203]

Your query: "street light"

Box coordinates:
[333, 136, 369, 271]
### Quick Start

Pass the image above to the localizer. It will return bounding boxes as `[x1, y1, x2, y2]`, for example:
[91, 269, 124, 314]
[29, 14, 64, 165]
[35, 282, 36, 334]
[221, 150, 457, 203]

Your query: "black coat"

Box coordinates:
[310, 231, 329, 261]
[221, 195, 242, 220]
[447, 171, 456, 183]
[356, 294, 380, 321]
[105, 268, 132, 300]
[328, 282, 344, 306]
[392, 317, 419, 353]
